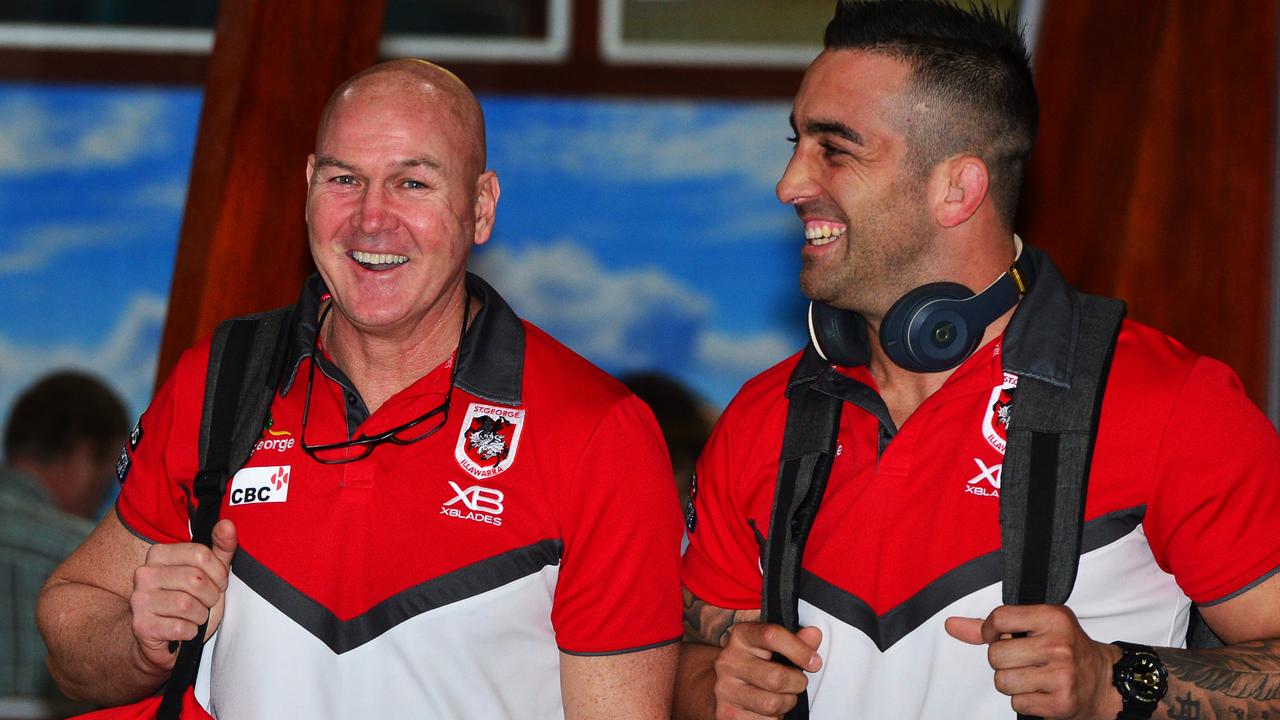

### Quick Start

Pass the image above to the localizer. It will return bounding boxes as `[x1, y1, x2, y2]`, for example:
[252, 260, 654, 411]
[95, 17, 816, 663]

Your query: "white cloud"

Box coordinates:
[128, 179, 189, 210]
[489, 101, 793, 191]
[0, 93, 177, 174]
[470, 241, 801, 398]
[695, 329, 796, 380]
[0, 221, 150, 276]
[471, 241, 711, 370]
[0, 293, 167, 425]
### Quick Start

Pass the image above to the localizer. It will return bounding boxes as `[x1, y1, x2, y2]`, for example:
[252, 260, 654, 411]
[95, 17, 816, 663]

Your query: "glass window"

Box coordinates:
[603, 0, 1027, 67]
[0, 0, 569, 61]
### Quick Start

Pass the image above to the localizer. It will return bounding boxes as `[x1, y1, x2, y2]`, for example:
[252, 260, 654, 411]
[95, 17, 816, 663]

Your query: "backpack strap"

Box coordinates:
[761, 345, 843, 720]
[1000, 294, 1124, 720]
[157, 306, 293, 720]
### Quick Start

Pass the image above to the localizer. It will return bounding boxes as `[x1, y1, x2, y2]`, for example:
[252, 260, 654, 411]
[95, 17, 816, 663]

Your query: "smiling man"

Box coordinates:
[674, 2, 1280, 720]
[37, 60, 682, 719]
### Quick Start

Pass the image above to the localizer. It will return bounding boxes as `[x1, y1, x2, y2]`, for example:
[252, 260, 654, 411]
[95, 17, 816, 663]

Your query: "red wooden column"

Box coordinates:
[156, 0, 386, 384]
[1019, 1, 1277, 405]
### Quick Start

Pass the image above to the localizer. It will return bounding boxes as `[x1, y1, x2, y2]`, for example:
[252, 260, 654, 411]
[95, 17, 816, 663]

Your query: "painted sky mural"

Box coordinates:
[0, 84, 808, 434]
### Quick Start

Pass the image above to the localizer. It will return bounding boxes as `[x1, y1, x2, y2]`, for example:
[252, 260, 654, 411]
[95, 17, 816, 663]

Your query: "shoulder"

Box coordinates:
[716, 350, 805, 429]
[519, 320, 634, 412]
[1105, 319, 1249, 415]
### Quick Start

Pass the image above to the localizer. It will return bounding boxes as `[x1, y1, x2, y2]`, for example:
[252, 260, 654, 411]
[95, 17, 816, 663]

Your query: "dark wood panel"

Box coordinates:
[1020, 0, 1276, 404]
[155, 0, 386, 384]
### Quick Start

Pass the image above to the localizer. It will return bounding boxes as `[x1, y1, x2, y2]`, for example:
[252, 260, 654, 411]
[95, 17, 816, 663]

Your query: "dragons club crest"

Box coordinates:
[982, 372, 1019, 454]
[455, 403, 526, 479]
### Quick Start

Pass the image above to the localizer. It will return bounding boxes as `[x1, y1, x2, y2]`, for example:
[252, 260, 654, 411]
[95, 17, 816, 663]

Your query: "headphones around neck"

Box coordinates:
[808, 241, 1034, 373]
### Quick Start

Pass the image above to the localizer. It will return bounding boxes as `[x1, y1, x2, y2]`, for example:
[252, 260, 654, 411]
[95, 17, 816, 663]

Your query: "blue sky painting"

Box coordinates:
[0, 84, 808, 432]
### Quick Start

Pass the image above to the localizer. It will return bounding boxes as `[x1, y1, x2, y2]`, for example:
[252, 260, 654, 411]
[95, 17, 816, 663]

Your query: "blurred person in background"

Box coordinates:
[1, 370, 127, 710]
[621, 371, 715, 518]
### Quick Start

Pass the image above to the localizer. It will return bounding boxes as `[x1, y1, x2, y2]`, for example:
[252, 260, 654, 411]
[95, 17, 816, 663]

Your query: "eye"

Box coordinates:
[330, 175, 357, 186]
[820, 142, 847, 160]
[401, 179, 429, 190]
[786, 135, 798, 144]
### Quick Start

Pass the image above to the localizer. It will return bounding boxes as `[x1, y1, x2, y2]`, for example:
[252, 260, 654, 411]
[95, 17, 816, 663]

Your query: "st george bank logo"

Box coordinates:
[254, 427, 296, 454]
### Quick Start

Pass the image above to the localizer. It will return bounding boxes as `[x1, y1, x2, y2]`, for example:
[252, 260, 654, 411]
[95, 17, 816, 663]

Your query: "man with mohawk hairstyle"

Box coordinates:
[38, 60, 682, 719]
[675, 2, 1280, 719]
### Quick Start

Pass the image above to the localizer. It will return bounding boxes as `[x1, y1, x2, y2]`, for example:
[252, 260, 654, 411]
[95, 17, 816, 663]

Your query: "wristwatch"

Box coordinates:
[1111, 641, 1168, 719]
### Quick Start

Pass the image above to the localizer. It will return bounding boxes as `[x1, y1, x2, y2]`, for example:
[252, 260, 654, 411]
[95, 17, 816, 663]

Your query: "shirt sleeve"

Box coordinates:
[115, 343, 208, 544]
[681, 395, 773, 611]
[1143, 356, 1280, 604]
[552, 394, 684, 654]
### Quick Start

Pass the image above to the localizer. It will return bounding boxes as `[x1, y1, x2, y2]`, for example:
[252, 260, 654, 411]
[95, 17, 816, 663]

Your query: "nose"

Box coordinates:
[354, 186, 397, 235]
[776, 147, 815, 207]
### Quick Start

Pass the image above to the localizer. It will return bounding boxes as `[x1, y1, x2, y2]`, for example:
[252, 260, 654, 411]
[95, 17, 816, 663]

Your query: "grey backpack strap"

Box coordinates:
[1000, 294, 1124, 720]
[156, 306, 293, 720]
[1001, 294, 1124, 607]
[761, 345, 843, 720]
[197, 307, 295, 475]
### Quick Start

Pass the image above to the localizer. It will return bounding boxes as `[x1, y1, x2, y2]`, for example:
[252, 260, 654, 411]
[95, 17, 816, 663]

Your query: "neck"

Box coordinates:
[863, 233, 1021, 428]
[323, 290, 470, 414]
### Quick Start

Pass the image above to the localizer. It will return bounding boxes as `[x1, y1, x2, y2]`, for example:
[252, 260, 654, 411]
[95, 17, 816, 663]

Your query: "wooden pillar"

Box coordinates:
[156, 0, 386, 384]
[1019, 0, 1277, 405]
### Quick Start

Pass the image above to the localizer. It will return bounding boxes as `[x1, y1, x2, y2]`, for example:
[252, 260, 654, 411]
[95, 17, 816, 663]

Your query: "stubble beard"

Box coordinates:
[799, 184, 934, 319]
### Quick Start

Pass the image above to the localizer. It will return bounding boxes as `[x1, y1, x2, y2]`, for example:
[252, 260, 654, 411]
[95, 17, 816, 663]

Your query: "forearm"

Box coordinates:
[673, 641, 720, 720]
[37, 579, 170, 705]
[1153, 639, 1280, 719]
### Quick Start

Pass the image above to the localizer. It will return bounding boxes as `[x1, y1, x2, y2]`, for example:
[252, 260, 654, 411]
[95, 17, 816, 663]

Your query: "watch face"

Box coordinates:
[1121, 655, 1168, 703]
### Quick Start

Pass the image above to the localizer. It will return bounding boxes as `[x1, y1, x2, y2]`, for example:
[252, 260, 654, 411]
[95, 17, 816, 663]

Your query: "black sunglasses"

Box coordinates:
[299, 287, 471, 465]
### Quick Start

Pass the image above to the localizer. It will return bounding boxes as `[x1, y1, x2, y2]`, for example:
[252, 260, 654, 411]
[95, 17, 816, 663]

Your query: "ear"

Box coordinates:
[472, 171, 501, 247]
[931, 155, 989, 229]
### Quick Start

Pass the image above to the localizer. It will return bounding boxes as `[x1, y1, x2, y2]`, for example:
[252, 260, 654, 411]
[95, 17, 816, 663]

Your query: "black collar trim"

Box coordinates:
[278, 272, 525, 406]
[999, 244, 1078, 389]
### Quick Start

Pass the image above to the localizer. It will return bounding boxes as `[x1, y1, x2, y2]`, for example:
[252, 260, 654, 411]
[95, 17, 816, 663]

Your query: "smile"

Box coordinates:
[804, 221, 847, 247]
[350, 250, 409, 270]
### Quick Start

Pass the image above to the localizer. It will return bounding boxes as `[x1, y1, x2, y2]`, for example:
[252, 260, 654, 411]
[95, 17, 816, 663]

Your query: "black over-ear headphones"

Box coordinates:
[808, 243, 1034, 373]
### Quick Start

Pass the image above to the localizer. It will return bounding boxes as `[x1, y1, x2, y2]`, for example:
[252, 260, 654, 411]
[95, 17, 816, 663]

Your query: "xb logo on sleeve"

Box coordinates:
[229, 465, 290, 505]
[441, 480, 504, 526]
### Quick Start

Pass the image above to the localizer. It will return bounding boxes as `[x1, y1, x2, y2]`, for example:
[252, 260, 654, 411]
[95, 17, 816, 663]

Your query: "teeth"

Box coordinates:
[351, 250, 409, 266]
[804, 222, 847, 245]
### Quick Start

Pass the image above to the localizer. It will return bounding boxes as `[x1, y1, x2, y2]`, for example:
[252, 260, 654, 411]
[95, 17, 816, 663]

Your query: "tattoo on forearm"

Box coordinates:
[1158, 639, 1280, 719]
[682, 589, 736, 647]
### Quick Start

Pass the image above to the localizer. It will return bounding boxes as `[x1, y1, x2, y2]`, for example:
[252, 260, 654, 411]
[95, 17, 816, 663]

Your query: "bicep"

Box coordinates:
[1197, 570, 1280, 645]
[560, 643, 679, 720]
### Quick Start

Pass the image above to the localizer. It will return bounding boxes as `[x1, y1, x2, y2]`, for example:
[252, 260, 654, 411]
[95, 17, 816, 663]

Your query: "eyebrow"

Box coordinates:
[789, 113, 865, 146]
[313, 156, 443, 172]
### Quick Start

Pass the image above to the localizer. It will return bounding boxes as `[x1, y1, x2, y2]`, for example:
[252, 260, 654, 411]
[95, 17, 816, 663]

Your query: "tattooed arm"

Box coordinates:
[673, 588, 822, 720]
[1155, 572, 1280, 720]
[945, 572, 1280, 719]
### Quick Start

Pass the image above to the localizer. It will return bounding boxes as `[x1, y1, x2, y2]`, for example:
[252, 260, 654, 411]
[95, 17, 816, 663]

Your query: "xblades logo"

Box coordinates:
[441, 481, 504, 526]
[964, 457, 1001, 498]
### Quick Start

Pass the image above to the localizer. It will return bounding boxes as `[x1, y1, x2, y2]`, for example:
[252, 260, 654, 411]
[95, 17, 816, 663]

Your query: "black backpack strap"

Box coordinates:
[1000, 294, 1124, 720]
[157, 307, 293, 720]
[761, 345, 843, 720]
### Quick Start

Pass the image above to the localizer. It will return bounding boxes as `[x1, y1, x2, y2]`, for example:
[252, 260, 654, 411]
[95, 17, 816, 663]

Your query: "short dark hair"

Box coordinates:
[824, 0, 1038, 225]
[4, 371, 129, 464]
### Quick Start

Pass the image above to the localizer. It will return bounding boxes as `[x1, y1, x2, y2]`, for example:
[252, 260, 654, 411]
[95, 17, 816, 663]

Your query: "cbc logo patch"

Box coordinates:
[229, 465, 290, 506]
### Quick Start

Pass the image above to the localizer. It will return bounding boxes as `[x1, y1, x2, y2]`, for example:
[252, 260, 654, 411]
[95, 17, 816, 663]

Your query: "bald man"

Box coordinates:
[37, 60, 682, 719]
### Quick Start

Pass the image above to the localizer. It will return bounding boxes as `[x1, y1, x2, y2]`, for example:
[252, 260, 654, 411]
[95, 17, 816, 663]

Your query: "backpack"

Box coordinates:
[760, 293, 1175, 720]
